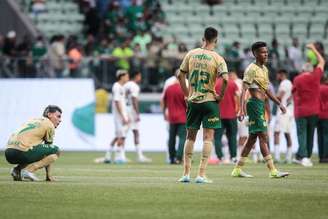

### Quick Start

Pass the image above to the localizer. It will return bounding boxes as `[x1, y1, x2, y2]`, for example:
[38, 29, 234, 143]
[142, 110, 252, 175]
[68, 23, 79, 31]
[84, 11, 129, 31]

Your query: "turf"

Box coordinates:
[0, 152, 327, 219]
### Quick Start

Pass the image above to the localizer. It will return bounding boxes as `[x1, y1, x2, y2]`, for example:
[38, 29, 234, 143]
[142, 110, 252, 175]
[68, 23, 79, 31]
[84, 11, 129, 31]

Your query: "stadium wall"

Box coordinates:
[0, 79, 318, 154]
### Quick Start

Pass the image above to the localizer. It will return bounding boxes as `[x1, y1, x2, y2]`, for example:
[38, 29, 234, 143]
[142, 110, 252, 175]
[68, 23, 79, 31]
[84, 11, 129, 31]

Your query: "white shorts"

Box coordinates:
[238, 116, 249, 138]
[114, 113, 129, 138]
[127, 107, 139, 130]
[274, 113, 293, 133]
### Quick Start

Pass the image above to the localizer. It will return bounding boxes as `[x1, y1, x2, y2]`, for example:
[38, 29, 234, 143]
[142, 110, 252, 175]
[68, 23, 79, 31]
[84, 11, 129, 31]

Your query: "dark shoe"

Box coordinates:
[319, 158, 328, 163]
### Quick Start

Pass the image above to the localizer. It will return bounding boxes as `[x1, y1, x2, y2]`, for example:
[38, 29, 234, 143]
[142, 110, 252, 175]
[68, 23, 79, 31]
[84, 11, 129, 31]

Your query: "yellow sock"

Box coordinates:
[26, 154, 58, 173]
[264, 154, 276, 171]
[236, 157, 247, 169]
[183, 139, 194, 176]
[198, 140, 212, 177]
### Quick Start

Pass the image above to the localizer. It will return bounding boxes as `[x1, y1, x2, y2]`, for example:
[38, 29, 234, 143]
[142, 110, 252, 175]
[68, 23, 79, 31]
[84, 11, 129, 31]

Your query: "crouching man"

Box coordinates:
[5, 105, 62, 181]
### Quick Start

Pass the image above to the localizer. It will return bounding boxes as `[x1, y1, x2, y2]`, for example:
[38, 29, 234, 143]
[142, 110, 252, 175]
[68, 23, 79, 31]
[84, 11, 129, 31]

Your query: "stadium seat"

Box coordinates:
[292, 24, 308, 39]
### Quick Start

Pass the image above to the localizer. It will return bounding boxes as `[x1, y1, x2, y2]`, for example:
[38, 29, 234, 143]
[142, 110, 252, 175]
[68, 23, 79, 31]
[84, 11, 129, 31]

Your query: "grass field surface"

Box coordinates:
[0, 152, 327, 219]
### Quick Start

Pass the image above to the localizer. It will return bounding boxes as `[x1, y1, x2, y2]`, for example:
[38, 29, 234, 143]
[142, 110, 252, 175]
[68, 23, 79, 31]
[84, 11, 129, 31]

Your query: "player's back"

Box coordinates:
[181, 48, 227, 103]
[7, 118, 54, 151]
[124, 81, 140, 107]
[112, 82, 127, 115]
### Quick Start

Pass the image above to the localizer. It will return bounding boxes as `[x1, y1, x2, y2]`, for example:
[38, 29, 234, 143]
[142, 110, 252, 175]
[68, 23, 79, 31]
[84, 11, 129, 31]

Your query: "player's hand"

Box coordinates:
[215, 95, 223, 103]
[238, 110, 245, 122]
[306, 43, 315, 50]
[122, 117, 129, 125]
[279, 104, 287, 114]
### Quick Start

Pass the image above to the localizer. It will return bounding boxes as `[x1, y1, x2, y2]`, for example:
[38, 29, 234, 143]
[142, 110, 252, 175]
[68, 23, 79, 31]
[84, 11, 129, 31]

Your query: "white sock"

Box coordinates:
[274, 144, 280, 160]
[135, 144, 143, 158]
[121, 147, 126, 160]
[286, 147, 292, 162]
[115, 147, 123, 160]
[237, 146, 242, 160]
[105, 146, 114, 160]
[252, 149, 258, 162]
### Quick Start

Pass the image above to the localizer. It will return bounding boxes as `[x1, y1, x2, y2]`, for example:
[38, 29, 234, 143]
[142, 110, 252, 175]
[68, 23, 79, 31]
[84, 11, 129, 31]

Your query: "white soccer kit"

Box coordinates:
[124, 81, 140, 130]
[274, 79, 293, 133]
[112, 82, 129, 137]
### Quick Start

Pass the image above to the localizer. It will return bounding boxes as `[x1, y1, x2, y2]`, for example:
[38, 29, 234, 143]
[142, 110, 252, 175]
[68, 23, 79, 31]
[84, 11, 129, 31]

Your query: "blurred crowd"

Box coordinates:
[0, 0, 327, 91]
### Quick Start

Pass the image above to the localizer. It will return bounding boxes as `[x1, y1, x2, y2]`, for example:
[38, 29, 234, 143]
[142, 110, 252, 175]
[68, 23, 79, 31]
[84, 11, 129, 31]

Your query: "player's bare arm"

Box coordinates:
[177, 70, 189, 98]
[238, 82, 249, 121]
[307, 43, 325, 71]
[115, 100, 128, 124]
[132, 96, 140, 121]
[265, 88, 286, 114]
[216, 73, 228, 103]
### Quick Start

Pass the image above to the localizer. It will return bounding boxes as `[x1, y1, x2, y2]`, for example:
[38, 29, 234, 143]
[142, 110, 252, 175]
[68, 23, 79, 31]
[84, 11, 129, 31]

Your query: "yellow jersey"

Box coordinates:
[7, 118, 55, 151]
[243, 63, 269, 92]
[180, 48, 228, 103]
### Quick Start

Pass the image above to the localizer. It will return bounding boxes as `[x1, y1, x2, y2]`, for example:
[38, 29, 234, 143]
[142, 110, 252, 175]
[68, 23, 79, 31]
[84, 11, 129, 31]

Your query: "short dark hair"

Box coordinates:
[204, 27, 218, 42]
[130, 71, 141, 79]
[251, 41, 267, 54]
[43, 105, 62, 117]
[277, 69, 288, 76]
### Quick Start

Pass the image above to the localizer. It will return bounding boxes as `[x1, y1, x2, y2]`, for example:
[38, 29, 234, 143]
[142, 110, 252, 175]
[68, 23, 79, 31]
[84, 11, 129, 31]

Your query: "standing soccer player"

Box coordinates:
[107, 69, 130, 163]
[124, 71, 152, 162]
[177, 27, 229, 183]
[273, 69, 293, 163]
[232, 41, 289, 178]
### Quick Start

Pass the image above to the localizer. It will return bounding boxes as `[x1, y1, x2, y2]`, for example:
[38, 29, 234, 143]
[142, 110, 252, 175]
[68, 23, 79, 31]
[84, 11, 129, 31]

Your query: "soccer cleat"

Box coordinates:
[137, 155, 152, 163]
[231, 168, 254, 178]
[10, 167, 22, 181]
[195, 176, 213, 184]
[269, 170, 289, 178]
[21, 170, 39, 181]
[177, 175, 191, 183]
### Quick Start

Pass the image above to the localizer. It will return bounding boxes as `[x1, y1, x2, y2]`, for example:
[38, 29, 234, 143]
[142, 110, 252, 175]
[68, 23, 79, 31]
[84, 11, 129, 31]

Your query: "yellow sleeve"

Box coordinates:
[218, 58, 228, 76]
[243, 66, 255, 85]
[179, 52, 190, 74]
[44, 121, 55, 144]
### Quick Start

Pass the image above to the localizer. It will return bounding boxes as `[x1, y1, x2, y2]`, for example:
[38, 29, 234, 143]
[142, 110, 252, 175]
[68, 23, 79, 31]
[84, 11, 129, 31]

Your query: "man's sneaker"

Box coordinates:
[231, 168, 254, 178]
[195, 176, 213, 184]
[21, 170, 39, 181]
[231, 157, 238, 164]
[10, 167, 21, 181]
[301, 158, 313, 167]
[270, 169, 289, 178]
[137, 155, 152, 163]
[177, 175, 191, 183]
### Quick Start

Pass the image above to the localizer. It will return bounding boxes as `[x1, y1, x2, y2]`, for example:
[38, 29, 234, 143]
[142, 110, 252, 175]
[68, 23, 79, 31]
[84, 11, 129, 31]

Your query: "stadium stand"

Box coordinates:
[161, 0, 328, 51]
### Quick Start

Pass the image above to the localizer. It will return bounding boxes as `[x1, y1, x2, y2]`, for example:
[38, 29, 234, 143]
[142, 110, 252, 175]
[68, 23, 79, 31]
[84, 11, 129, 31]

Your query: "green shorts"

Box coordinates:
[5, 144, 59, 165]
[247, 98, 267, 134]
[186, 101, 221, 130]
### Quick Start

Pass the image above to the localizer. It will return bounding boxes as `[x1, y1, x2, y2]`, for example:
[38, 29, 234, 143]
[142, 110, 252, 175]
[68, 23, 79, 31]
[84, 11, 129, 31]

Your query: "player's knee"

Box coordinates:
[52, 146, 60, 157]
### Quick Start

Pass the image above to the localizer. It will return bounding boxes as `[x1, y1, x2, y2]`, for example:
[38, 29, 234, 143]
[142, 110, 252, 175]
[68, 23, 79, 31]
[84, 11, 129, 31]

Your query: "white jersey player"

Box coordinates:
[274, 69, 293, 163]
[104, 70, 130, 164]
[124, 71, 152, 162]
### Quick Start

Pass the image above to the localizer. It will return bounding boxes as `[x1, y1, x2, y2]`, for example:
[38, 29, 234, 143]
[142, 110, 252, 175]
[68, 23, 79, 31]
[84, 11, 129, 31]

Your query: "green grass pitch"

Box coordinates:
[0, 152, 327, 219]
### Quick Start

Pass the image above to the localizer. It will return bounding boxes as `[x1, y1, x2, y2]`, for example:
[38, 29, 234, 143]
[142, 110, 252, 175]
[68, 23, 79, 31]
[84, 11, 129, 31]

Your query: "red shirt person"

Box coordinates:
[213, 76, 239, 162]
[163, 79, 187, 164]
[292, 43, 325, 164]
[318, 78, 328, 162]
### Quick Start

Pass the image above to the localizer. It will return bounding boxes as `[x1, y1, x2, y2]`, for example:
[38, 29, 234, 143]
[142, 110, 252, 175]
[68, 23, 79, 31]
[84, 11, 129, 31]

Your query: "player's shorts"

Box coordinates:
[186, 101, 221, 130]
[5, 144, 59, 164]
[114, 113, 129, 138]
[274, 112, 293, 133]
[247, 97, 267, 134]
[127, 107, 139, 130]
[238, 116, 249, 137]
